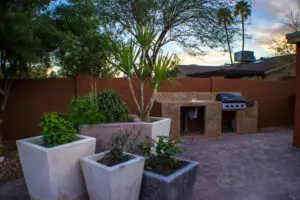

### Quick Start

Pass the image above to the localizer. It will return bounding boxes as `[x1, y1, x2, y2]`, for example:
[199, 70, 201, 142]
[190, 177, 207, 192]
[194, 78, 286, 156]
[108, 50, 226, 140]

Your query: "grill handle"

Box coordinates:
[246, 101, 255, 107]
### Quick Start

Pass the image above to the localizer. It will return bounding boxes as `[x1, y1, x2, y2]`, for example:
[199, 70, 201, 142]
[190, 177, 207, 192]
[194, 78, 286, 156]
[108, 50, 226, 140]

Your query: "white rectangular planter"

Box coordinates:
[80, 117, 171, 152]
[142, 117, 171, 140]
[80, 121, 143, 152]
[80, 152, 145, 200]
[17, 135, 96, 200]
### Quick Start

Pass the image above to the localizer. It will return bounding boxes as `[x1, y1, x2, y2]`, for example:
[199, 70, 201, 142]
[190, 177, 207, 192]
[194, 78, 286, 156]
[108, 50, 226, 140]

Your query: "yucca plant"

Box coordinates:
[113, 25, 176, 121]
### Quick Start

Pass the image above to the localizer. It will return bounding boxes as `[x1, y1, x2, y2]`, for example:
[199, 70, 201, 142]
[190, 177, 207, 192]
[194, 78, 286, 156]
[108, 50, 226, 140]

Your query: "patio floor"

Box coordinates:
[181, 130, 300, 200]
[1, 130, 300, 200]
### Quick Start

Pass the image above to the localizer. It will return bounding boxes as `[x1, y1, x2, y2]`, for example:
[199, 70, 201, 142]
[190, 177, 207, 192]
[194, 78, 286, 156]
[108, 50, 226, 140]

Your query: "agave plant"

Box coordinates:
[113, 25, 176, 121]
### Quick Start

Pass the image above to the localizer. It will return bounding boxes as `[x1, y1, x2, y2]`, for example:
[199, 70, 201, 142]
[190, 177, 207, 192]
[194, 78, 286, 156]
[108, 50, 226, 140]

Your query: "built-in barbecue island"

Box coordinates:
[151, 92, 258, 137]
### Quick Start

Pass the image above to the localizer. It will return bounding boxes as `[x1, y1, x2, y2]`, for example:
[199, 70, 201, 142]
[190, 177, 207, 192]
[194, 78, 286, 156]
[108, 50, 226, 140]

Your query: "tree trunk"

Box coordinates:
[152, 27, 170, 64]
[127, 78, 141, 115]
[139, 80, 145, 119]
[242, 16, 245, 63]
[145, 84, 158, 119]
[224, 22, 233, 64]
[0, 78, 13, 117]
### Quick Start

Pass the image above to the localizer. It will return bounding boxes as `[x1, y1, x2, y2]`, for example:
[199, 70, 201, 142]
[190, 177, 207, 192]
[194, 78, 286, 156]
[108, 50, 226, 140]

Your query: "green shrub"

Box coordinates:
[68, 92, 106, 128]
[68, 89, 131, 127]
[97, 89, 131, 123]
[40, 112, 77, 147]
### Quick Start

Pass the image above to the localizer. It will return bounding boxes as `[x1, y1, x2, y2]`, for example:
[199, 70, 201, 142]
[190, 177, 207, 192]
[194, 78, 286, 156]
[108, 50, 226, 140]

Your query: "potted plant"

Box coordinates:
[80, 128, 145, 200]
[17, 112, 96, 200]
[111, 26, 177, 139]
[69, 89, 142, 152]
[139, 136, 198, 200]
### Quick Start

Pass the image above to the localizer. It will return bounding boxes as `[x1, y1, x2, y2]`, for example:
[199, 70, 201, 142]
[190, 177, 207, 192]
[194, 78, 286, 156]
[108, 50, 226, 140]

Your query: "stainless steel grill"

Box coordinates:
[215, 93, 253, 111]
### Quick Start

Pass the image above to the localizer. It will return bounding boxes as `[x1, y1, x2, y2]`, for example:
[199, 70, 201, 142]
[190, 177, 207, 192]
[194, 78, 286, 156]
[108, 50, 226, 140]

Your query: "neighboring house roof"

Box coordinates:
[179, 55, 296, 78]
[287, 31, 300, 44]
[179, 65, 219, 75]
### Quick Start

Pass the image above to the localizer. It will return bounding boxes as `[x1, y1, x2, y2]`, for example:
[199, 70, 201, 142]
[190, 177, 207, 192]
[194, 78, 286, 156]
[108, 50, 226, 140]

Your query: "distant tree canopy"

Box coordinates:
[0, 0, 120, 79]
[95, 0, 242, 60]
[268, 36, 296, 56]
[50, 0, 119, 77]
[0, 0, 248, 79]
[0, 0, 59, 79]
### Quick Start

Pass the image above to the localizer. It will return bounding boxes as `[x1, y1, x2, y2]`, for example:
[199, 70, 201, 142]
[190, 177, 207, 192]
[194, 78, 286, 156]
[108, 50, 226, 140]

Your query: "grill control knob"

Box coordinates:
[231, 105, 234, 108]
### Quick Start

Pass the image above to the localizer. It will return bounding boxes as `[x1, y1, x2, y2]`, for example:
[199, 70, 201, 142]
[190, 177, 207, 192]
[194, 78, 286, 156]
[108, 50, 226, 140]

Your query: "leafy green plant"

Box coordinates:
[40, 112, 77, 147]
[137, 136, 154, 157]
[99, 127, 140, 166]
[156, 136, 183, 158]
[68, 92, 106, 128]
[97, 89, 131, 122]
[140, 136, 184, 175]
[113, 26, 177, 121]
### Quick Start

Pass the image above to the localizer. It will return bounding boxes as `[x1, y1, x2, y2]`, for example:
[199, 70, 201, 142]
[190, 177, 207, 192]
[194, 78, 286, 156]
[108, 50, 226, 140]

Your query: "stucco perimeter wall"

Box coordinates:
[2, 76, 295, 140]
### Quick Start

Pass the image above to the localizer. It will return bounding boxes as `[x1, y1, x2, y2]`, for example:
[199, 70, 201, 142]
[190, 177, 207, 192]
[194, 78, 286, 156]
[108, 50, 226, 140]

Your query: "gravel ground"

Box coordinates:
[0, 142, 23, 185]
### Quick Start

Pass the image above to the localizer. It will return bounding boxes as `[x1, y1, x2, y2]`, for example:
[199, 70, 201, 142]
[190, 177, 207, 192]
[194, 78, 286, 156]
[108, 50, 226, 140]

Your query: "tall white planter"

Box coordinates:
[142, 117, 171, 140]
[17, 135, 96, 200]
[80, 152, 145, 200]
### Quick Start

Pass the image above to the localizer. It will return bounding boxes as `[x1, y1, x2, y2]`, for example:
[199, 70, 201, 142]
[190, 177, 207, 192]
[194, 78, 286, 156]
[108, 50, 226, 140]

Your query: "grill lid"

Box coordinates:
[215, 93, 245, 103]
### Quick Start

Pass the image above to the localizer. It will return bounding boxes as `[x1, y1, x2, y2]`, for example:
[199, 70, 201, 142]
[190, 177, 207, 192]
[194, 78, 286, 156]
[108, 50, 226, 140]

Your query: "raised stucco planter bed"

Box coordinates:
[80, 117, 171, 152]
[80, 152, 145, 200]
[17, 135, 96, 200]
[140, 158, 198, 200]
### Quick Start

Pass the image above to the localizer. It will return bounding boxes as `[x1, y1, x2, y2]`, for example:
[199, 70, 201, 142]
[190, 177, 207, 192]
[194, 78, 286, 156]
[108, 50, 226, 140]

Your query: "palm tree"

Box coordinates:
[217, 8, 234, 64]
[234, 1, 252, 62]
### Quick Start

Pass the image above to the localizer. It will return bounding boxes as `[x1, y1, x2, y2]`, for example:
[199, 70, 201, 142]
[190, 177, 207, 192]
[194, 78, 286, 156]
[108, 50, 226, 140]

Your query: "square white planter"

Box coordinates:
[80, 152, 145, 200]
[17, 135, 96, 200]
[142, 117, 171, 140]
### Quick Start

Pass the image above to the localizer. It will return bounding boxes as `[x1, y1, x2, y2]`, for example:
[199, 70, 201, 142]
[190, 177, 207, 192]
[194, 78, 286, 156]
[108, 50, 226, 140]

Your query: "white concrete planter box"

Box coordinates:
[80, 152, 145, 200]
[17, 135, 96, 200]
[80, 121, 143, 152]
[140, 158, 198, 200]
[142, 117, 171, 141]
[80, 117, 171, 152]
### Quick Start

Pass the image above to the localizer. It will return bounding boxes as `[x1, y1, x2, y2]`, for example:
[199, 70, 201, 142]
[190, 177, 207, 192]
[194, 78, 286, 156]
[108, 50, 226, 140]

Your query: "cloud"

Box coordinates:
[177, 51, 231, 66]
[255, 0, 299, 17]
[164, 0, 298, 65]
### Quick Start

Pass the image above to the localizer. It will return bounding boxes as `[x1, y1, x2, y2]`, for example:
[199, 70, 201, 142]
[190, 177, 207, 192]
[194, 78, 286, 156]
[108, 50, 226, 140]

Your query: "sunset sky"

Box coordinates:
[164, 0, 299, 66]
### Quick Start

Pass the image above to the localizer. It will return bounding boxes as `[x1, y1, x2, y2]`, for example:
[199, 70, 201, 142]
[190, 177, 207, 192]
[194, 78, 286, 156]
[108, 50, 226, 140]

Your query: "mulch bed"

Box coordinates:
[145, 157, 189, 176]
[0, 141, 23, 185]
[98, 154, 134, 167]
